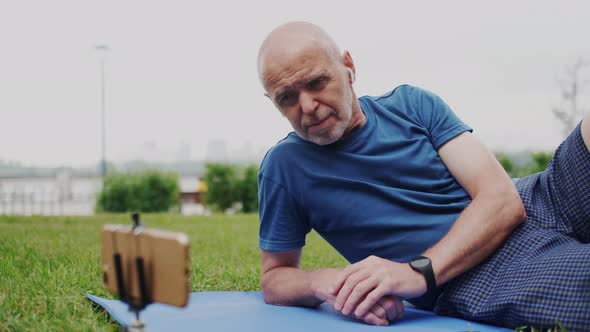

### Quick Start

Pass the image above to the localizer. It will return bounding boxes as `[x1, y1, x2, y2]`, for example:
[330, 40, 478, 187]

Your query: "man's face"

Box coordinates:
[261, 47, 355, 145]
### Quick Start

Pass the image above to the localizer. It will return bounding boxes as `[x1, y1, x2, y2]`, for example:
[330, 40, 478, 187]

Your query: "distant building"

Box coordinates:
[205, 140, 228, 162]
[179, 177, 209, 215]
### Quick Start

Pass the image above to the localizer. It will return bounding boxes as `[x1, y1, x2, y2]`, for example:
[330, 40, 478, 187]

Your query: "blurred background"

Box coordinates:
[0, 0, 588, 216]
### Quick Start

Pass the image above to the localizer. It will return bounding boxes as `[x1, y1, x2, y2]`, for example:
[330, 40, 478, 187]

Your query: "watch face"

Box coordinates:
[412, 258, 430, 268]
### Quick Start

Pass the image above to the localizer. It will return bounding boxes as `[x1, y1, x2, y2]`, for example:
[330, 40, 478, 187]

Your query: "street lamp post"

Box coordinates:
[96, 45, 109, 179]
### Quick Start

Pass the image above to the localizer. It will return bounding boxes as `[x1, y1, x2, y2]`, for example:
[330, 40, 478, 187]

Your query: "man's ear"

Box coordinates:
[342, 50, 356, 84]
[347, 68, 355, 83]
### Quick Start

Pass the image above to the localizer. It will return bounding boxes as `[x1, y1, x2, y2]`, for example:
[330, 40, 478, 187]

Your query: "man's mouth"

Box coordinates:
[307, 116, 332, 135]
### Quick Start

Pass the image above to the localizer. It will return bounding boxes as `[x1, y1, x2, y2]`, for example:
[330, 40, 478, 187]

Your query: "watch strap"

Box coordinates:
[410, 256, 437, 301]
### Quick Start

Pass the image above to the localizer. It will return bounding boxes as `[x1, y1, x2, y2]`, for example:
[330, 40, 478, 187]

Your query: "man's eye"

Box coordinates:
[308, 79, 327, 90]
[278, 93, 296, 106]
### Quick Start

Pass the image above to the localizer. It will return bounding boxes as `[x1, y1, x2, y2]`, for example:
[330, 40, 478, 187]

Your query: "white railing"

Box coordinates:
[0, 175, 205, 216]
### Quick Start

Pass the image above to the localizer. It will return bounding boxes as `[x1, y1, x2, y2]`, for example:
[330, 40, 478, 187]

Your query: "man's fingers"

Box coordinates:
[360, 312, 389, 326]
[330, 263, 362, 295]
[367, 301, 387, 320]
[353, 285, 388, 318]
[396, 297, 404, 320]
[341, 277, 375, 315]
[333, 270, 370, 311]
[378, 296, 402, 321]
[323, 293, 337, 308]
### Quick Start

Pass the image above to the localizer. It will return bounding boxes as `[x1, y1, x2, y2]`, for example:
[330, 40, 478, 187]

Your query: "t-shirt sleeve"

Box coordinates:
[410, 86, 473, 150]
[258, 174, 310, 251]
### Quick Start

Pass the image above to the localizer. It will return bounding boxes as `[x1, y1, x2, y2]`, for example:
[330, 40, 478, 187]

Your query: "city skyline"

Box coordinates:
[1, 1, 589, 167]
[0, 138, 265, 170]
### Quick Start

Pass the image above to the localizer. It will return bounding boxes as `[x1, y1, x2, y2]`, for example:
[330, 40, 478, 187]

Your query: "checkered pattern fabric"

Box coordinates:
[434, 122, 590, 331]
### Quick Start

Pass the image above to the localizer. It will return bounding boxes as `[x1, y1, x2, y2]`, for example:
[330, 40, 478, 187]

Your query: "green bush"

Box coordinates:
[204, 163, 259, 213]
[238, 164, 259, 213]
[530, 152, 553, 174]
[96, 170, 179, 213]
[496, 153, 515, 175]
[204, 163, 239, 212]
[495, 152, 554, 178]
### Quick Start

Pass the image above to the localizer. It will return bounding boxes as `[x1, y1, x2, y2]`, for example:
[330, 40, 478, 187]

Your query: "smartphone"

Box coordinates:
[101, 224, 190, 307]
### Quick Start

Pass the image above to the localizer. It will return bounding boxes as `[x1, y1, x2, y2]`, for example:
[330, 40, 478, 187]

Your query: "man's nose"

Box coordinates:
[299, 91, 318, 114]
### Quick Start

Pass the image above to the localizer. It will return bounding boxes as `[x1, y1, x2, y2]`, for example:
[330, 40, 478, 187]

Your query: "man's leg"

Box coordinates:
[539, 118, 590, 242]
[435, 224, 590, 329]
[435, 119, 590, 329]
[582, 112, 590, 152]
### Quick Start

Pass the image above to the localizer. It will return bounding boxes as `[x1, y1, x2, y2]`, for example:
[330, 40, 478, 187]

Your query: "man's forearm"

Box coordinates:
[424, 189, 526, 286]
[327, 192, 525, 320]
[262, 267, 337, 307]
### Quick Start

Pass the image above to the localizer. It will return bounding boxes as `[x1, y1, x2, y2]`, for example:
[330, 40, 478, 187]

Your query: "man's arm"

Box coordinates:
[261, 249, 329, 307]
[331, 132, 526, 317]
[423, 131, 526, 284]
[261, 249, 402, 325]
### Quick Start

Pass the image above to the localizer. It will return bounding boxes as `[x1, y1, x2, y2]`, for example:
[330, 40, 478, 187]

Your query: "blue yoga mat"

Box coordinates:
[87, 291, 510, 331]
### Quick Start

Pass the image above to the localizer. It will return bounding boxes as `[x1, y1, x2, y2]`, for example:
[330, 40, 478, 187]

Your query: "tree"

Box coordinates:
[496, 153, 515, 177]
[552, 58, 589, 138]
[204, 163, 239, 212]
[134, 171, 179, 212]
[238, 164, 259, 213]
[529, 152, 553, 174]
[97, 170, 179, 213]
[494, 152, 553, 178]
[204, 163, 259, 213]
[97, 173, 137, 212]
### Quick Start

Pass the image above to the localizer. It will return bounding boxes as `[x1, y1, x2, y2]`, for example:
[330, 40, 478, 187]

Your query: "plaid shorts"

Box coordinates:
[434, 122, 590, 331]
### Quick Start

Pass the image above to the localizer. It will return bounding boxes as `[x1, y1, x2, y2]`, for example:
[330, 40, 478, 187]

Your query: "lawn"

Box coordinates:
[0, 214, 347, 331]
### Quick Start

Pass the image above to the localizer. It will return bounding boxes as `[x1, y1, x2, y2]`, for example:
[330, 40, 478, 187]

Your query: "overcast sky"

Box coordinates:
[1, 1, 589, 167]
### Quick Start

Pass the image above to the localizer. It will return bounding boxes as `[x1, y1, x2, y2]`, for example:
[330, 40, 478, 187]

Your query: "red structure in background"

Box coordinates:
[179, 177, 207, 205]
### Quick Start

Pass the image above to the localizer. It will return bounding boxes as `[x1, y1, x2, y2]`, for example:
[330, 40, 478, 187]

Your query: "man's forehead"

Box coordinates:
[263, 61, 330, 94]
[268, 66, 329, 93]
[261, 45, 335, 91]
[261, 39, 325, 69]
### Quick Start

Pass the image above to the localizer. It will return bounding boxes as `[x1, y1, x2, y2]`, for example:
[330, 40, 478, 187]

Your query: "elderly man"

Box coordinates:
[256, 21, 590, 330]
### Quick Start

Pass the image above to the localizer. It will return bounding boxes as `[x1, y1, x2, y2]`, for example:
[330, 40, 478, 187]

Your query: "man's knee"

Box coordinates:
[582, 114, 590, 152]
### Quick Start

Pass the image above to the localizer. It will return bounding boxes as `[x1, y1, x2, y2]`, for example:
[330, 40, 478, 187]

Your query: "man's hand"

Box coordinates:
[330, 256, 426, 319]
[311, 268, 404, 326]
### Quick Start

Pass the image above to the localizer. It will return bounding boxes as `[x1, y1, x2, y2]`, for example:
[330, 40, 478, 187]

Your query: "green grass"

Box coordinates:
[0, 214, 347, 331]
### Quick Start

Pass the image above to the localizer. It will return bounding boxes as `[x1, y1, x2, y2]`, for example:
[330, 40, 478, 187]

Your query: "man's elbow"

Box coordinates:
[261, 284, 276, 305]
[261, 271, 280, 305]
[504, 189, 526, 230]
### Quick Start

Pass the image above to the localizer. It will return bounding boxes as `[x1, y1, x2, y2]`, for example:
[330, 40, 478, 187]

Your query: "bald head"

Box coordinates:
[257, 22, 342, 85]
[255, 22, 363, 146]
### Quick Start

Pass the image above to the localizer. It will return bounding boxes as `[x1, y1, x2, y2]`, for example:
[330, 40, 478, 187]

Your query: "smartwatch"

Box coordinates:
[409, 256, 437, 300]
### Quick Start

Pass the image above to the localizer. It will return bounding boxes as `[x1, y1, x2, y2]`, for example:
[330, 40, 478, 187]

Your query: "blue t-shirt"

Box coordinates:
[258, 85, 473, 263]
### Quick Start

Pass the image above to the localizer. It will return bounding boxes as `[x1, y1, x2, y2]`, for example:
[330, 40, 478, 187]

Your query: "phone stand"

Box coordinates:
[112, 213, 151, 332]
